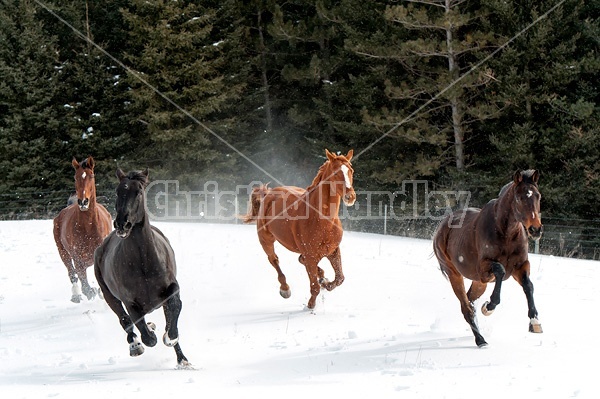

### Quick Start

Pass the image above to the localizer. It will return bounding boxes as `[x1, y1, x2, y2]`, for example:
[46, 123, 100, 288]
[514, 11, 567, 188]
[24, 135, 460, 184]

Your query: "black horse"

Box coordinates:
[94, 168, 190, 368]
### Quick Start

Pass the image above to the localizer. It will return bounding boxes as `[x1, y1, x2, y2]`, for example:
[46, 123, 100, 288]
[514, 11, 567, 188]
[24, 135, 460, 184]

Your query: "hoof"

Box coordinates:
[481, 301, 494, 316]
[176, 360, 194, 370]
[529, 318, 543, 333]
[477, 341, 489, 348]
[280, 289, 291, 299]
[71, 295, 82, 303]
[129, 340, 145, 357]
[163, 332, 179, 347]
[84, 288, 97, 301]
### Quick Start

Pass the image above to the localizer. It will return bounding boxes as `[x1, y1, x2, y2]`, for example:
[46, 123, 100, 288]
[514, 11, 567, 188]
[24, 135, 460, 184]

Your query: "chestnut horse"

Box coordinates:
[243, 149, 356, 310]
[432, 170, 543, 347]
[53, 157, 112, 302]
[94, 169, 189, 368]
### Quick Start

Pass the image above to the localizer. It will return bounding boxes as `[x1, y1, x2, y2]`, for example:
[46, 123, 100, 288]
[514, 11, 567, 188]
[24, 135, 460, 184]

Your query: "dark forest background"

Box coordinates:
[0, 0, 598, 257]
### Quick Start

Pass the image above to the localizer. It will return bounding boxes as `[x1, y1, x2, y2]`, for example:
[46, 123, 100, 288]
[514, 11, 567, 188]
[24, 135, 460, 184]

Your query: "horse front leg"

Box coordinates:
[322, 247, 345, 291]
[260, 235, 291, 299]
[162, 283, 190, 367]
[96, 277, 144, 356]
[513, 261, 542, 333]
[127, 303, 158, 349]
[481, 262, 506, 316]
[54, 237, 80, 302]
[74, 261, 96, 301]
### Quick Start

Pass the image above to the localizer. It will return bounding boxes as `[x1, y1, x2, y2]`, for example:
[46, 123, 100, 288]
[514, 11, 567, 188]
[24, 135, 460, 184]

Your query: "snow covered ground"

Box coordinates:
[0, 219, 598, 398]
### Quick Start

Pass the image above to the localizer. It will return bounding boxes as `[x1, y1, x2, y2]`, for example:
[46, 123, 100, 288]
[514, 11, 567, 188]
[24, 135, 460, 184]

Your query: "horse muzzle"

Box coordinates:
[114, 220, 133, 239]
[527, 225, 543, 240]
[77, 198, 90, 211]
[343, 189, 356, 206]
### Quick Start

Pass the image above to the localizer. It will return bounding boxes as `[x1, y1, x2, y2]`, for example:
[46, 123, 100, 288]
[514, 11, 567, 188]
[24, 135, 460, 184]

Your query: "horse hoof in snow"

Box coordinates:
[129, 338, 145, 357]
[280, 289, 291, 299]
[529, 318, 543, 333]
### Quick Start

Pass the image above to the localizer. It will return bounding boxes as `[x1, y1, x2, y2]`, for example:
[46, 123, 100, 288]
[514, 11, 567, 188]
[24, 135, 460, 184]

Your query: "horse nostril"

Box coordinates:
[125, 221, 132, 230]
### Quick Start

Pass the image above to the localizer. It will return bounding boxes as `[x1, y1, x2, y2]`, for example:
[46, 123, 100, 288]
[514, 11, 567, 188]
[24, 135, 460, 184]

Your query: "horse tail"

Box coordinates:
[432, 218, 452, 281]
[241, 184, 269, 224]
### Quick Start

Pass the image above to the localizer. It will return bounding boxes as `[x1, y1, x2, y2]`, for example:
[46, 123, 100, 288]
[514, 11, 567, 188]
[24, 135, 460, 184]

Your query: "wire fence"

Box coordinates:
[1, 189, 599, 260]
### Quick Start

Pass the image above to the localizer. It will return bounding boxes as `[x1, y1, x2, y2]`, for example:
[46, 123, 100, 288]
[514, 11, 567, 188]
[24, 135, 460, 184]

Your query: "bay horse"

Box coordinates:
[94, 168, 190, 368]
[243, 149, 356, 310]
[53, 157, 112, 302]
[432, 170, 544, 347]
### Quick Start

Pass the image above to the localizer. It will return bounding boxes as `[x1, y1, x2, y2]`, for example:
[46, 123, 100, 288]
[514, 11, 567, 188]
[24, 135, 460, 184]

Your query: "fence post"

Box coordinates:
[534, 239, 539, 254]
[384, 204, 388, 235]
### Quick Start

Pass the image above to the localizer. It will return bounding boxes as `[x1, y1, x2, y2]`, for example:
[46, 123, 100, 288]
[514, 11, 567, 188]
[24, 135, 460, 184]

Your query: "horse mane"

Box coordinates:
[306, 162, 328, 191]
[498, 169, 538, 197]
[124, 170, 149, 187]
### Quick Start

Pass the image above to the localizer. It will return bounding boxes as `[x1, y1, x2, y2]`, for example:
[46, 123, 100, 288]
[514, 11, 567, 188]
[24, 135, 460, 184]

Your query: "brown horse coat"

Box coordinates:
[432, 170, 543, 347]
[53, 157, 112, 302]
[244, 149, 356, 310]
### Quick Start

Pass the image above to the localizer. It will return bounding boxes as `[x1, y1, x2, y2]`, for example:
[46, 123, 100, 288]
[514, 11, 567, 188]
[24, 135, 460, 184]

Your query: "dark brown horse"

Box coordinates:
[243, 149, 356, 310]
[94, 169, 189, 368]
[432, 170, 543, 347]
[53, 157, 112, 302]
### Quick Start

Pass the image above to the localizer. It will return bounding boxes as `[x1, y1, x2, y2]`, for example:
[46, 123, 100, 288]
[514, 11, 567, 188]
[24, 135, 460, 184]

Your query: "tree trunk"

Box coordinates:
[257, 10, 273, 133]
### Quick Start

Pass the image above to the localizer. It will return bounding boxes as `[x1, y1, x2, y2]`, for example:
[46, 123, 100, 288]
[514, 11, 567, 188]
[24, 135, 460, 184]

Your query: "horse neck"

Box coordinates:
[494, 186, 522, 237]
[307, 178, 342, 220]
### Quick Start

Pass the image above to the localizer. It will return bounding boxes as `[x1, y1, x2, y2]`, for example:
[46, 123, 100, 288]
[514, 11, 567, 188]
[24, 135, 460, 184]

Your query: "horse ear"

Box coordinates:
[531, 169, 540, 184]
[72, 158, 79, 170]
[87, 156, 95, 170]
[346, 149, 354, 161]
[513, 170, 523, 184]
[141, 168, 149, 184]
[325, 149, 335, 161]
[116, 169, 126, 181]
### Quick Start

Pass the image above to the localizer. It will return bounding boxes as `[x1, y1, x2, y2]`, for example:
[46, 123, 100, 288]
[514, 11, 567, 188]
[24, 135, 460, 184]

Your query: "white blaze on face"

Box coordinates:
[527, 190, 532, 198]
[82, 172, 86, 179]
[341, 164, 351, 188]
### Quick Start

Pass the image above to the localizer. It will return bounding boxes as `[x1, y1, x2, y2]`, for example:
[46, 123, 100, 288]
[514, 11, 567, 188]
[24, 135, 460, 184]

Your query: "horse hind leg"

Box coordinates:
[445, 267, 488, 347]
[260, 236, 291, 299]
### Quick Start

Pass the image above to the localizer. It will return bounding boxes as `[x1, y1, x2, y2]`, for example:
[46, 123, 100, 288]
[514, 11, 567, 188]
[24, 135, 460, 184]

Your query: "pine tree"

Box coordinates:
[347, 0, 504, 189]
[0, 0, 66, 217]
[120, 0, 246, 187]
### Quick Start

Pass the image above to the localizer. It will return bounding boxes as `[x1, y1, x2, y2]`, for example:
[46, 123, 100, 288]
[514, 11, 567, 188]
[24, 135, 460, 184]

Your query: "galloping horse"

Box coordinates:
[432, 170, 544, 347]
[243, 149, 356, 310]
[94, 168, 189, 368]
[53, 157, 112, 302]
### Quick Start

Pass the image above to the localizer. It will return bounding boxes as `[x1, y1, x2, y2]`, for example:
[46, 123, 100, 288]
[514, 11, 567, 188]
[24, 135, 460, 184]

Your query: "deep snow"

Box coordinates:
[0, 220, 598, 398]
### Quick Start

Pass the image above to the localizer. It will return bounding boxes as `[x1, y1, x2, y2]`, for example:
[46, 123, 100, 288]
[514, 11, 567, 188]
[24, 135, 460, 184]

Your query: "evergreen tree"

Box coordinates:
[347, 0, 504, 189]
[0, 0, 66, 216]
[120, 0, 246, 187]
[480, 0, 600, 217]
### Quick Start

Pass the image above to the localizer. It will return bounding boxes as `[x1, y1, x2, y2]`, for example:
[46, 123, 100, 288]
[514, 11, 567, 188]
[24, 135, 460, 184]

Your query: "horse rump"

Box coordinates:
[242, 184, 270, 224]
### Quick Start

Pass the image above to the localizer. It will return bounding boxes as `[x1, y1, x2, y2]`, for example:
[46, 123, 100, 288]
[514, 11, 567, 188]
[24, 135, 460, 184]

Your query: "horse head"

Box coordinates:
[72, 156, 97, 211]
[325, 149, 356, 206]
[511, 169, 543, 240]
[114, 168, 149, 239]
